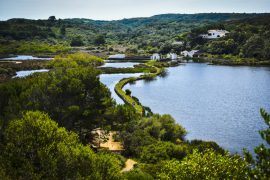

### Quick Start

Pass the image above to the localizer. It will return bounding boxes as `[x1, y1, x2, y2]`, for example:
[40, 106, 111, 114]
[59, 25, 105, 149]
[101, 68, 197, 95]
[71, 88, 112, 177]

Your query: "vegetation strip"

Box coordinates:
[114, 62, 165, 114]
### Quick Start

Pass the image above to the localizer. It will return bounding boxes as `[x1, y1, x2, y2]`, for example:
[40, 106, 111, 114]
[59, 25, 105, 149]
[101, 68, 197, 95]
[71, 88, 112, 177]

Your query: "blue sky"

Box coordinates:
[0, 0, 269, 20]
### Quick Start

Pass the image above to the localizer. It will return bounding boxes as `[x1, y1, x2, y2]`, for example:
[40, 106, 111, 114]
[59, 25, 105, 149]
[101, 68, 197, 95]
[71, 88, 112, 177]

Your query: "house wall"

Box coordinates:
[201, 30, 228, 39]
[151, 54, 160, 60]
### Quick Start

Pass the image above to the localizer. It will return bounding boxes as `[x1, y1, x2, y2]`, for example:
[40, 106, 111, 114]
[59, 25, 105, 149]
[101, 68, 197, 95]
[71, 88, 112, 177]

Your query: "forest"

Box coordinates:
[0, 52, 269, 179]
[0, 13, 268, 55]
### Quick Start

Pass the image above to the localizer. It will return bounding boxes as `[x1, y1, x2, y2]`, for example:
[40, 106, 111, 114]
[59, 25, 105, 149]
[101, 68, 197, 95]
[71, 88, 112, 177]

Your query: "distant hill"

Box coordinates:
[0, 13, 269, 54]
[184, 14, 270, 62]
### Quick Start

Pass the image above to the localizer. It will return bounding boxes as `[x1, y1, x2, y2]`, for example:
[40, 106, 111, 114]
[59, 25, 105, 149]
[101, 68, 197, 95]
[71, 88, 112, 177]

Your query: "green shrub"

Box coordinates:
[140, 141, 188, 163]
[157, 150, 250, 180]
[0, 111, 123, 179]
[49, 52, 104, 68]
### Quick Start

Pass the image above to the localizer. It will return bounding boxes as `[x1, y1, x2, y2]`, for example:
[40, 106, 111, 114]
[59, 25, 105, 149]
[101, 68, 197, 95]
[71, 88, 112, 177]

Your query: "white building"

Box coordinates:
[172, 41, 184, 46]
[181, 50, 199, 58]
[167, 53, 178, 60]
[151, 53, 161, 60]
[200, 30, 229, 39]
[108, 54, 126, 59]
[181, 50, 189, 57]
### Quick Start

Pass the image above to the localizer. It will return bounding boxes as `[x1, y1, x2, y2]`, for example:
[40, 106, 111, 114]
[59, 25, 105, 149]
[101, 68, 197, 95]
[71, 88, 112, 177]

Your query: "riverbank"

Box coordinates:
[100, 63, 156, 74]
[198, 54, 270, 66]
[211, 59, 270, 66]
[114, 61, 176, 114]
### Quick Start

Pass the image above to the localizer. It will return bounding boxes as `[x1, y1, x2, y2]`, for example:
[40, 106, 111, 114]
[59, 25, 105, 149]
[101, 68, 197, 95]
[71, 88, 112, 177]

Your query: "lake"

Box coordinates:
[101, 62, 139, 68]
[14, 69, 49, 78]
[121, 63, 270, 153]
[0, 55, 53, 61]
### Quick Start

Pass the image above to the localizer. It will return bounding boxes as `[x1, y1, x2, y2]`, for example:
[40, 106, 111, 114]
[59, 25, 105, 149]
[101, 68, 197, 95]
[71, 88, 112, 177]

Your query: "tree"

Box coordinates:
[125, 89, 132, 96]
[242, 35, 265, 59]
[205, 39, 237, 55]
[159, 43, 172, 54]
[140, 141, 188, 163]
[0, 62, 113, 140]
[244, 109, 270, 179]
[188, 139, 225, 154]
[94, 34, 106, 45]
[23, 68, 113, 135]
[140, 114, 186, 142]
[70, 36, 84, 46]
[48, 16, 56, 22]
[95, 153, 124, 180]
[0, 111, 122, 179]
[105, 104, 139, 130]
[126, 47, 138, 54]
[60, 25, 66, 36]
[123, 169, 154, 180]
[157, 150, 250, 180]
[49, 52, 104, 68]
[120, 129, 156, 157]
[263, 41, 270, 59]
[119, 114, 186, 157]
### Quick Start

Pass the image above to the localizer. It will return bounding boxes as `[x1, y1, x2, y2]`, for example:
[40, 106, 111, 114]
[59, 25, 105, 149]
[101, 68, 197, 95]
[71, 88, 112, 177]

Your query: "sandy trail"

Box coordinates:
[121, 159, 137, 172]
[99, 132, 123, 151]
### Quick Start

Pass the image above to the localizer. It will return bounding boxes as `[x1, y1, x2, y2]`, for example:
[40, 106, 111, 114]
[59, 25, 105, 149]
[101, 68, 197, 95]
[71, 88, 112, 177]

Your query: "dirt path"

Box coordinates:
[121, 159, 137, 172]
[93, 130, 136, 172]
[99, 132, 123, 151]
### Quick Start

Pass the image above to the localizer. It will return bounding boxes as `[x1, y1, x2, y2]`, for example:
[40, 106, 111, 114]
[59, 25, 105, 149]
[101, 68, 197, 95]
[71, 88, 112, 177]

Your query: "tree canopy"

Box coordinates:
[244, 109, 270, 179]
[0, 111, 122, 179]
[156, 150, 250, 180]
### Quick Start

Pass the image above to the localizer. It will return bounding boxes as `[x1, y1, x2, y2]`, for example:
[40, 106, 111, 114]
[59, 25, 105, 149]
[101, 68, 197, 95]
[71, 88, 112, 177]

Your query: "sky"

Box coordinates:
[0, 0, 270, 20]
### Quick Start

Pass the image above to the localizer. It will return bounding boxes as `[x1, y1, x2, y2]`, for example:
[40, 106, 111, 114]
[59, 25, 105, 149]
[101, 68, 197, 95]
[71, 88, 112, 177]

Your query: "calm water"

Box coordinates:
[101, 62, 139, 68]
[123, 63, 270, 153]
[1, 55, 53, 61]
[14, 69, 49, 78]
[100, 73, 143, 104]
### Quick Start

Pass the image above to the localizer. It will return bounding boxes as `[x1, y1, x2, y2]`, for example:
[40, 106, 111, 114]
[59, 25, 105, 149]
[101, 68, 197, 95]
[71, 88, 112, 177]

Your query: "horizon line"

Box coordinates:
[1, 12, 270, 21]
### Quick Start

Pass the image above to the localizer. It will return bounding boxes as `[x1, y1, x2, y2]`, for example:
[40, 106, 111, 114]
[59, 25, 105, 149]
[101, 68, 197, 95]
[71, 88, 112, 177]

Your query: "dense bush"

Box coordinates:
[0, 41, 70, 54]
[49, 52, 104, 68]
[0, 66, 114, 139]
[140, 141, 188, 163]
[140, 114, 186, 142]
[120, 114, 186, 157]
[188, 139, 225, 154]
[244, 109, 270, 179]
[0, 111, 122, 179]
[123, 169, 154, 180]
[157, 150, 250, 180]
[70, 36, 84, 46]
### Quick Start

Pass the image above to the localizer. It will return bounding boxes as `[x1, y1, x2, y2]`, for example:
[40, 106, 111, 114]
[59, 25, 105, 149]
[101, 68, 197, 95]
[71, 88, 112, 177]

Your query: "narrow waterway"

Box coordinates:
[14, 69, 49, 78]
[100, 73, 143, 104]
[0, 55, 53, 61]
[101, 62, 139, 68]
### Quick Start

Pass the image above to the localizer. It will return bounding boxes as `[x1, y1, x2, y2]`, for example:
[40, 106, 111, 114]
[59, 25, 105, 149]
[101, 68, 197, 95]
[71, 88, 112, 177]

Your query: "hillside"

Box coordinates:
[184, 14, 270, 63]
[0, 13, 267, 55]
